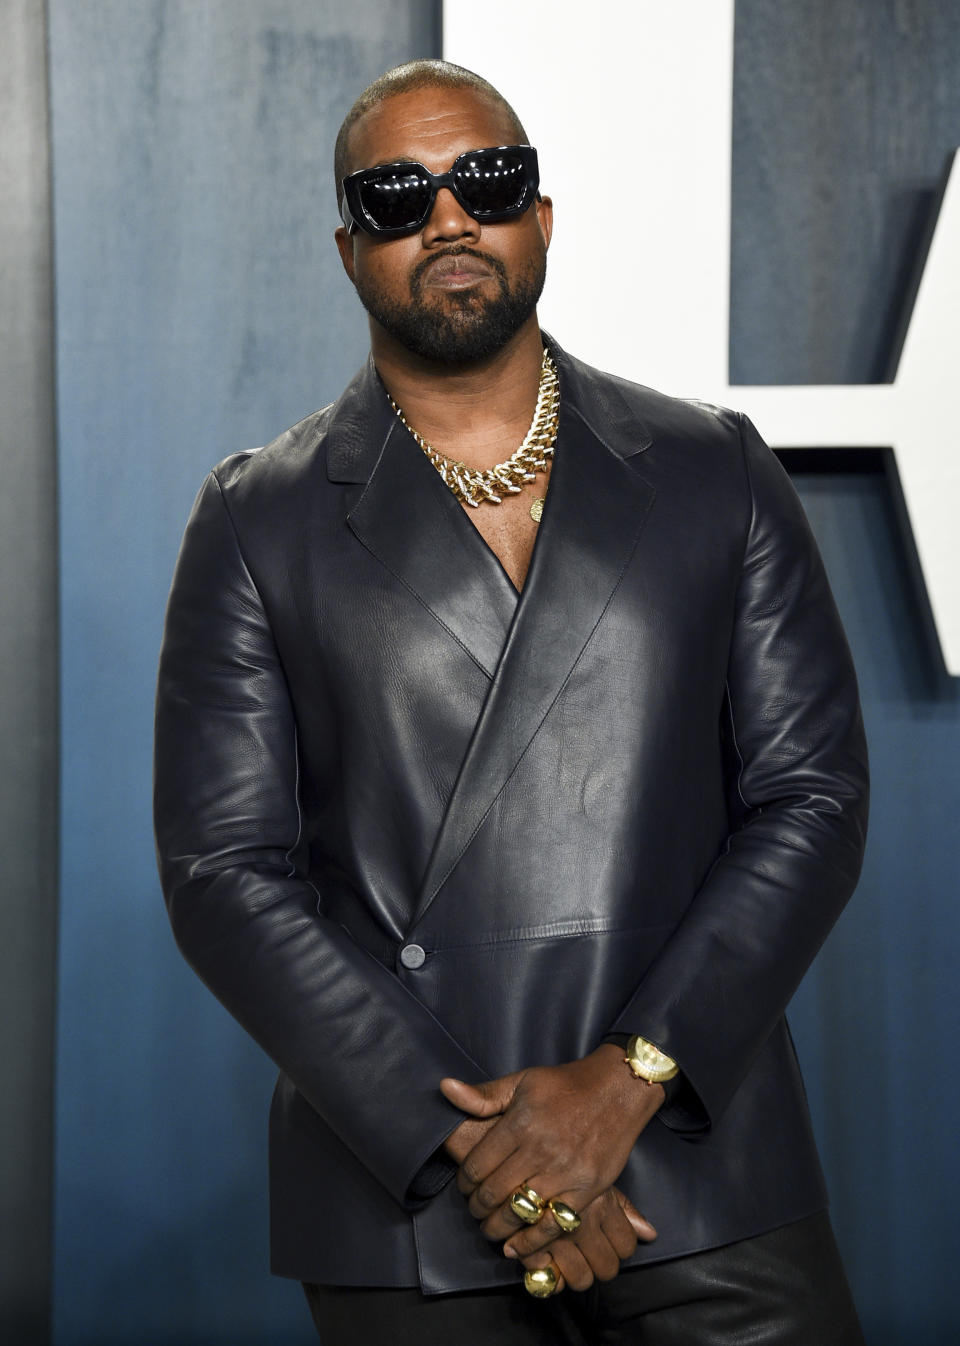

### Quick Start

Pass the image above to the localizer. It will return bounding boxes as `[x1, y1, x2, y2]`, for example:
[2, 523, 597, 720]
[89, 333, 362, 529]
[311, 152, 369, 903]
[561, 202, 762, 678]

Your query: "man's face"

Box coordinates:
[335, 86, 553, 365]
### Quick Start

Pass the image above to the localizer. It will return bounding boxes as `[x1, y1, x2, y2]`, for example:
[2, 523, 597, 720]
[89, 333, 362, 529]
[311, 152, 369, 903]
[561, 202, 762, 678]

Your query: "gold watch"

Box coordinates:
[624, 1035, 679, 1084]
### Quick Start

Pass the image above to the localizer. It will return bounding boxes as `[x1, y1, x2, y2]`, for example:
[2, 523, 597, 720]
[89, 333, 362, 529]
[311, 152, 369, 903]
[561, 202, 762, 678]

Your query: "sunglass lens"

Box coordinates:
[453, 149, 529, 216]
[358, 168, 432, 231]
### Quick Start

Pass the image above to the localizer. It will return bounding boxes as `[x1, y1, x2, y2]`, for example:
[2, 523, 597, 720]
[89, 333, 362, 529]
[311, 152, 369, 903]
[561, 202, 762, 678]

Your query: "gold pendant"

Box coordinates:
[530, 498, 544, 523]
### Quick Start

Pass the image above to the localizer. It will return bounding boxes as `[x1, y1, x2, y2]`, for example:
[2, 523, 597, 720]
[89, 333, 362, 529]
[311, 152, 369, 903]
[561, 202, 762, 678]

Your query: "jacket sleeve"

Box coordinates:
[608, 414, 869, 1133]
[154, 471, 480, 1208]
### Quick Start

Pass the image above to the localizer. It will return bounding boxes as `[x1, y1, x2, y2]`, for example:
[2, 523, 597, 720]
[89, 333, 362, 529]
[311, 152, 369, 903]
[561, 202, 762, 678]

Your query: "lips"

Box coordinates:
[421, 251, 494, 288]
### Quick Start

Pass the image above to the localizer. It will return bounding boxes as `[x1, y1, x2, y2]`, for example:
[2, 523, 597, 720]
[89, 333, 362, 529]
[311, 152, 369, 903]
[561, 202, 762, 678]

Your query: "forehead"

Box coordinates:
[346, 86, 519, 174]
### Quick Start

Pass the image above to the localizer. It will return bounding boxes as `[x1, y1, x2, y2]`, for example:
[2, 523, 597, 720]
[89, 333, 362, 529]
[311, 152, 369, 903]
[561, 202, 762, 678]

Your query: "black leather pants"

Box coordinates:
[303, 1210, 865, 1345]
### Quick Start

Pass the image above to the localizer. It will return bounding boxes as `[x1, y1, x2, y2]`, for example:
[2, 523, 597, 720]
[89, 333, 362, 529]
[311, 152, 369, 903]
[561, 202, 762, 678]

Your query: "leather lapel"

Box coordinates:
[333, 359, 519, 680]
[410, 361, 657, 927]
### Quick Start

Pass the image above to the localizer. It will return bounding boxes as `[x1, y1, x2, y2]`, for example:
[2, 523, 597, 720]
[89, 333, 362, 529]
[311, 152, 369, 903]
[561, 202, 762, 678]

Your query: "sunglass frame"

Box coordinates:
[340, 144, 540, 238]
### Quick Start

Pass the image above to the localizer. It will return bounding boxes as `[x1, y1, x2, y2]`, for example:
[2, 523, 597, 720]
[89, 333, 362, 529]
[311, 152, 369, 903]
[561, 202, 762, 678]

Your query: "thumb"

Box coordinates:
[440, 1072, 521, 1118]
[616, 1190, 658, 1242]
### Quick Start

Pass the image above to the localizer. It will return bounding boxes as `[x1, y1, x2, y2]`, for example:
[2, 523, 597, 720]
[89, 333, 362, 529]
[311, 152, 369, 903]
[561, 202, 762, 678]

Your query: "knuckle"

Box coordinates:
[470, 1194, 491, 1220]
[476, 1186, 499, 1212]
[511, 1111, 532, 1140]
[461, 1160, 482, 1187]
[529, 1225, 555, 1252]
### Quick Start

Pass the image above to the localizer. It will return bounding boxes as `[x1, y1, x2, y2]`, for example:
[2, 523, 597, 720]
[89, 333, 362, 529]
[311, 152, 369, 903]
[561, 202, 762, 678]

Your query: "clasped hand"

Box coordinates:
[441, 1045, 662, 1292]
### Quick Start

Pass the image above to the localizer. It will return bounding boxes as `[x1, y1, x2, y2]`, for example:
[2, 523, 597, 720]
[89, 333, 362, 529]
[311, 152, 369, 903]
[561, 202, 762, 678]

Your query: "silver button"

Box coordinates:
[399, 944, 426, 970]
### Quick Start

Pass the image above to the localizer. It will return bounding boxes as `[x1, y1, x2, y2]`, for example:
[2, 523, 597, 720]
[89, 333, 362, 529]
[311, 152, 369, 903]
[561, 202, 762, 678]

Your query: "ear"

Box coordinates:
[334, 225, 356, 284]
[535, 194, 553, 251]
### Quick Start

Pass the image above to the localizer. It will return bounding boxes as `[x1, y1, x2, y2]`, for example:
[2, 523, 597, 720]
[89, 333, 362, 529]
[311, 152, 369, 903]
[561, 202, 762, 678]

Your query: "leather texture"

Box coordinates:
[302, 1211, 864, 1345]
[154, 339, 869, 1294]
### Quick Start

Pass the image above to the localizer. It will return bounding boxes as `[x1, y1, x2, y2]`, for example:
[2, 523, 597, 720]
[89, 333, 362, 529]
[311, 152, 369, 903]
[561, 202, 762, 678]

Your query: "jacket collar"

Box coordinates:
[324, 333, 653, 486]
[548, 339, 653, 459]
[325, 354, 397, 484]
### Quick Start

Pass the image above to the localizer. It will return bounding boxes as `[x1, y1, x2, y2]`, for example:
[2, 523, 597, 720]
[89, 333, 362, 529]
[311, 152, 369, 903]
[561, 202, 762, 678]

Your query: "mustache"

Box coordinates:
[411, 245, 508, 289]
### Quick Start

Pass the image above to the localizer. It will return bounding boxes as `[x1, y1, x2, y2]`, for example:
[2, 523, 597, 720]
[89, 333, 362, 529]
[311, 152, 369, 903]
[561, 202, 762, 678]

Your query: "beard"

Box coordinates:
[354, 243, 546, 365]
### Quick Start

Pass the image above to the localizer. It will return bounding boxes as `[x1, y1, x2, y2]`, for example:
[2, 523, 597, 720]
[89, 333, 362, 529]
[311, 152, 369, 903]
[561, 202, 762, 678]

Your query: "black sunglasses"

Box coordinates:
[340, 144, 540, 238]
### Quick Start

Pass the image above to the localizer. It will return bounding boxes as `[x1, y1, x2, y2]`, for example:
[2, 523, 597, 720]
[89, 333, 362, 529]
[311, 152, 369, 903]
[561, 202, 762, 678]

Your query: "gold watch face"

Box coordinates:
[626, 1035, 679, 1083]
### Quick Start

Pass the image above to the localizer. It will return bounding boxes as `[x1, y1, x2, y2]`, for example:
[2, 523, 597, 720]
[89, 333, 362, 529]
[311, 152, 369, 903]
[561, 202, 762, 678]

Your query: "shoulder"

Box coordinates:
[211, 403, 336, 499]
[551, 341, 745, 463]
[551, 341, 801, 537]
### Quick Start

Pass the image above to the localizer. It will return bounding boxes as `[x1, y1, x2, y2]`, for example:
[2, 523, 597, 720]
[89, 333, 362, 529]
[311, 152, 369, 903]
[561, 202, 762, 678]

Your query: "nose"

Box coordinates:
[421, 186, 480, 246]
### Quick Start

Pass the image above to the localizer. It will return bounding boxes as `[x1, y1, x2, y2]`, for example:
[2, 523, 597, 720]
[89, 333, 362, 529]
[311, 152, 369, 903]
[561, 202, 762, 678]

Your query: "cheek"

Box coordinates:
[355, 242, 418, 296]
[501, 240, 544, 288]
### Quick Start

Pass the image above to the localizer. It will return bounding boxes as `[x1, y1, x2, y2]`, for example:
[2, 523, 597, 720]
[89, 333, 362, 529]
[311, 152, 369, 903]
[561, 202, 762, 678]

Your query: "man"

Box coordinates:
[155, 59, 869, 1344]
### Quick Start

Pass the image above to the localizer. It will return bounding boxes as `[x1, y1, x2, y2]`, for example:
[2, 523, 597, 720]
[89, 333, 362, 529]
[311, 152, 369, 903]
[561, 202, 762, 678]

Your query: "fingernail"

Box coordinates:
[504, 1246, 517, 1259]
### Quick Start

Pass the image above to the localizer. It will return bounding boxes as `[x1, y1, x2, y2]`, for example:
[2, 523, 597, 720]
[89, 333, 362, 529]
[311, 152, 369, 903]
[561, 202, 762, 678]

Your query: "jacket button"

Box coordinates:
[399, 944, 426, 970]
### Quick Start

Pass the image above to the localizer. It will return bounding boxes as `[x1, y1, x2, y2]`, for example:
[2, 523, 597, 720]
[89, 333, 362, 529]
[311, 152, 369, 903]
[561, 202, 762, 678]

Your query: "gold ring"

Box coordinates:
[524, 1265, 559, 1298]
[509, 1185, 546, 1225]
[547, 1199, 582, 1233]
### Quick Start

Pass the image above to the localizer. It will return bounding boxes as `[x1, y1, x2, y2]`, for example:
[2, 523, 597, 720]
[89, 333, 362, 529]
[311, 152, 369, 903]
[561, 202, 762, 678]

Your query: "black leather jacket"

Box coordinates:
[154, 339, 868, 1293]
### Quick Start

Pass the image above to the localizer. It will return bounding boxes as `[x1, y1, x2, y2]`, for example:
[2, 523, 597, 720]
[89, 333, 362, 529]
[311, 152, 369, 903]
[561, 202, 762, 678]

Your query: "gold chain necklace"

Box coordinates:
[389, 349, 559, 518]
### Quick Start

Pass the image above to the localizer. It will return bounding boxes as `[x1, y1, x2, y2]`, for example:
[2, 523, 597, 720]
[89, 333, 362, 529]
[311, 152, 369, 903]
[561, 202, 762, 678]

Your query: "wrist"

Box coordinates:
[592, 1043, 666, 1115]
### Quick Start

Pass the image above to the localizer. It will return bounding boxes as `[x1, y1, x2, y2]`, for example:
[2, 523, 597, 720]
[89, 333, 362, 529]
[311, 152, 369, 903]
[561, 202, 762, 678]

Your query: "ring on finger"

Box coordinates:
[547, 1199, 582, 1233]
[523, 1264, 559, 1298]
[509, 1185, 546, 1225]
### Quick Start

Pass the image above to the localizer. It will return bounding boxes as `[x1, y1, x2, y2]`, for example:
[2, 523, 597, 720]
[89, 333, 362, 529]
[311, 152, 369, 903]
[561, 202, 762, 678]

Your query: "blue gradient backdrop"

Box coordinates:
[50, 4, 438, 1343]
[50, 3, 959, 1343]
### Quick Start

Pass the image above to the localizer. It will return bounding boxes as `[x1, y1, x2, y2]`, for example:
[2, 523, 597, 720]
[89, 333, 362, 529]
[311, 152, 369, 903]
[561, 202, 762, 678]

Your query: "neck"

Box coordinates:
[370, 315, 547, 471]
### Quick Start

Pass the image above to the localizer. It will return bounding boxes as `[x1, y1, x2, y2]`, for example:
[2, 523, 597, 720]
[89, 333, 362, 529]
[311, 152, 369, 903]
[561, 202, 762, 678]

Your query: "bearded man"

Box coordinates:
[154, 59, 869, 1345]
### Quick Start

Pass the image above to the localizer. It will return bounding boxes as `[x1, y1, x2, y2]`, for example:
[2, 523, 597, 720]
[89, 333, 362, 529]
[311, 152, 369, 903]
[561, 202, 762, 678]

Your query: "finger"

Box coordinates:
[503, 1207, 563, 1256]
[601, 1199, 639, 1262]
[440, 1072, 523, 1119]
[515, 1250, 568, 1297]
[454, 1122, 520, 1196]
[570, 1222, 621, 1283]
[455, 1124, 523, 1200]
[478, 1206, 527, 1240]
[615, 1190, 657, 1242]
[469, 1155, 536, 1227]
[443, 1116, 496, 1167]
[503, 1187, 591, 1257]
[543, 1240, 594, 1294]
[479, 1190, 543, 1241]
